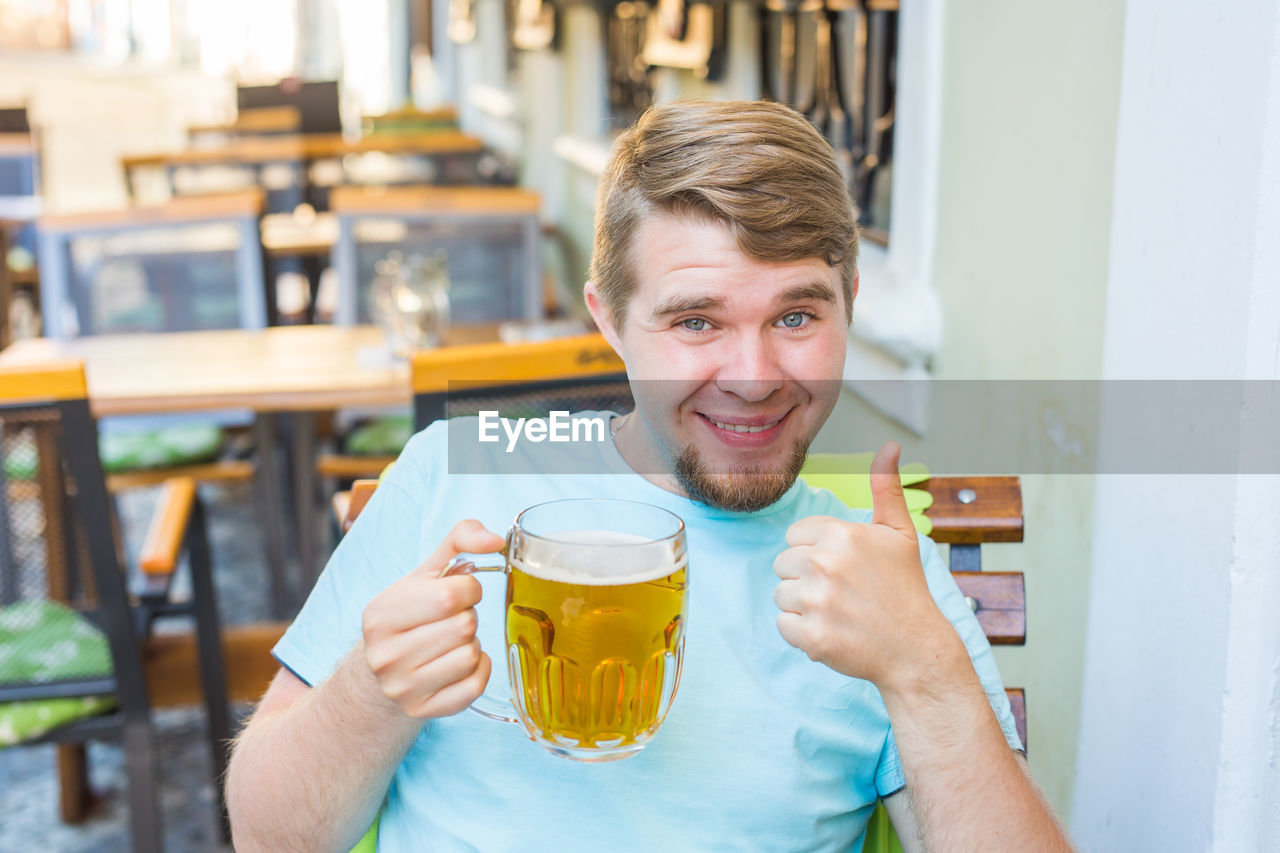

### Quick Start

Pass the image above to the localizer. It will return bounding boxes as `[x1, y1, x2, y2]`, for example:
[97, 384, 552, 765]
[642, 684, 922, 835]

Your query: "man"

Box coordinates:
[227, 100, 1072, 851]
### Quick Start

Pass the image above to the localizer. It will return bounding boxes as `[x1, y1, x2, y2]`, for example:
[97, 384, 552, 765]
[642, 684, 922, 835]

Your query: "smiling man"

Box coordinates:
[227, 100, 1073, 852]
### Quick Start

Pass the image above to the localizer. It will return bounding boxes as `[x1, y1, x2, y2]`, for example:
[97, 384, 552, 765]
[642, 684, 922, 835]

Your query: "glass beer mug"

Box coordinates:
[442, 499, 688, 762]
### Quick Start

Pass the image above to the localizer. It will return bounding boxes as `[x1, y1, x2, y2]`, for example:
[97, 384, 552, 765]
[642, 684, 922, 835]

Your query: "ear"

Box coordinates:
[583, 280, 625, 357]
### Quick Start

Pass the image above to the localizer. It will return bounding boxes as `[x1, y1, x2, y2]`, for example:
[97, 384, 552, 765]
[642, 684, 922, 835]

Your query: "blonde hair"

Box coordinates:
[590, 100, 858, 328]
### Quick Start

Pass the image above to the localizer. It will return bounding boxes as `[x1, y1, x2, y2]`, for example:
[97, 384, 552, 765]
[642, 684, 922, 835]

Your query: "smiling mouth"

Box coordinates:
[707, 417, 781, 434]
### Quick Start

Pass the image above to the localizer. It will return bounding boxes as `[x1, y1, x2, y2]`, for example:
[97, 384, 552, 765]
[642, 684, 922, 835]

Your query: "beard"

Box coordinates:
[673, 438, 811, 512]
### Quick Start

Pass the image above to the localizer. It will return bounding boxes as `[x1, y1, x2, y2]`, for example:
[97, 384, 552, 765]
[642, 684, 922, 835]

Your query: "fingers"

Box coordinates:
[775, 611, 808, 654]
[869, 441, 915, 535]
[773, 545, 812, 581]
[418, 651, 493, 718]
[412, 519, 506, 578]
[365, 574, 482, 634]
[367, 608, 480, 674]
[772, 578, 805, 614]
[382, 640, 489, 719]
[413, 639, 484, 697]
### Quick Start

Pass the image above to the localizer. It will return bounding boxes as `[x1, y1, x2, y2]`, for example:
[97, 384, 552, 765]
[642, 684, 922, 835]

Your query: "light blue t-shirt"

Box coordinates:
[274, 413, 1021, 852]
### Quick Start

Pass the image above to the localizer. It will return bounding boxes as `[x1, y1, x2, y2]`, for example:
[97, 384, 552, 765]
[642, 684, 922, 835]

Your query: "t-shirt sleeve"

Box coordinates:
[271, 427, 438, 687]
[874, 534, 1023, 797]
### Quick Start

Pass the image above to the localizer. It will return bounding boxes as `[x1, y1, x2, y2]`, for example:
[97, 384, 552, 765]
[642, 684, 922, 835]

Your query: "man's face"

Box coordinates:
[587, 214, 853, 512]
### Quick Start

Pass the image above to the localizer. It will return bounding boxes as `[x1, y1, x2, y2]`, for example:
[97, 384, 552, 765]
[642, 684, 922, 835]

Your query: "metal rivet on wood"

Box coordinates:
[965, 595, 979, 613]
[957, 488, 977, 504]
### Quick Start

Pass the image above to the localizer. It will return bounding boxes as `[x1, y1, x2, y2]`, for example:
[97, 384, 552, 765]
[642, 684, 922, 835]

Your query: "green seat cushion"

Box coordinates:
[0, 600, 117, 746]
[345, 416, 413, 457]
[863, 802, 906, 853]
[800, 452, 934, 535]
[99, 422, 224, 474]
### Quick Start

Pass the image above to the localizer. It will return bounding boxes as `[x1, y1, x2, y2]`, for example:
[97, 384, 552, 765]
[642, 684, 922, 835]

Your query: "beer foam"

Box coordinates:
[512, 529, 686, 585]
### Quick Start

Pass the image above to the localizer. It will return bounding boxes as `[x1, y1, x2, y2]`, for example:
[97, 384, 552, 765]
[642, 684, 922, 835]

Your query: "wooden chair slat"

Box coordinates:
[138, 477, 197, 575]
[1006, 687, 1027, 751]
[144, 623, 287, 707]
[952, 571, 1026, 645]
[923, 476, 1024, 544]
[106, 459, 255, 491]
[330, 184, 538, 216]
[38, 188, 265, 232]
[0, 360, 86, 403]
[343, 480, 380, 534]
[316, 454, 396, 480]
[410, 333, 623, 394]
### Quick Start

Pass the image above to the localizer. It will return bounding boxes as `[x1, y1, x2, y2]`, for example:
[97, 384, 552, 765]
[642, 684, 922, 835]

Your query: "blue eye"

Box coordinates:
[681, 318, 708, 331]
[780, 312, 809, 328]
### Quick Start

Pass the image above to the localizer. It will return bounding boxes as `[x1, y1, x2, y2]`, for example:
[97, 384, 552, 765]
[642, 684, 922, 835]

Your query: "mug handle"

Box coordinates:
[440, 552, 520, 725]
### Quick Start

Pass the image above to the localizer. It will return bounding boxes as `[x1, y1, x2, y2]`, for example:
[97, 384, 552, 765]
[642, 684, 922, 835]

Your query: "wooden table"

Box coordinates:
[122, 131, 487, 211]
[0, 324, 499, 606]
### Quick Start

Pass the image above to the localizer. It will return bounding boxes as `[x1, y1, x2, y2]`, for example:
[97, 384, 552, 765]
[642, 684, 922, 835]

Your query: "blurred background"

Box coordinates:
[0, 0, 1277, 851]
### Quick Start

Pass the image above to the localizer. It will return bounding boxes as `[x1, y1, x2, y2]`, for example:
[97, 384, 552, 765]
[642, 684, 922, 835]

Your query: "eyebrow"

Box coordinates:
[650, 294, 729, 319]
[778, 282, 838, 305]
[648, 281, 838, 321]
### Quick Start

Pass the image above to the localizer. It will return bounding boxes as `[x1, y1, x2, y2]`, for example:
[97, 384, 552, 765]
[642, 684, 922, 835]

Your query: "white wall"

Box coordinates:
[1071, 0, 1280, 848]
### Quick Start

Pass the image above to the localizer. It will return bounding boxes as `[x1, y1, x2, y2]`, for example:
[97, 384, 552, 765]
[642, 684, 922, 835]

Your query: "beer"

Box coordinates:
[443, 500, 688, 761]
[505, 531, 688, 755]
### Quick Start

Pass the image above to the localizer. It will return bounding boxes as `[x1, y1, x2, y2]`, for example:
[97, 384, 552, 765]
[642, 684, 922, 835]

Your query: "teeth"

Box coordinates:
[710, 418, 778, 433]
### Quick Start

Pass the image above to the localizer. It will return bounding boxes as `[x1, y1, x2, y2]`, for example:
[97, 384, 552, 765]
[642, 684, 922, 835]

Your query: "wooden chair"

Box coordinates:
[922, 476, 1027, 746]
[328, 185, 544, 327]
[187, 106, 304, 143]
[236, 80, 342, 136]
[35, 190, 291, 617]
[36, 190, 271, 337]
[314, 331, 627, 486]
[313, 186, 553, 501]
[0, 362, 231, 848]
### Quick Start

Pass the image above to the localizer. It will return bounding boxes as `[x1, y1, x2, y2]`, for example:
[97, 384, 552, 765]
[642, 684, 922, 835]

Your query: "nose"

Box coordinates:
[714, 332, 785, 402]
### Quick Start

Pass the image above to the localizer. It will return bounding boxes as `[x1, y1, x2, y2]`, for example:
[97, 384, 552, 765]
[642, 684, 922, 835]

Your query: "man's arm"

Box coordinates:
[883, 745, 1062, 852]
[225, 521, 503, 852]
[774, 443, 1073, 851]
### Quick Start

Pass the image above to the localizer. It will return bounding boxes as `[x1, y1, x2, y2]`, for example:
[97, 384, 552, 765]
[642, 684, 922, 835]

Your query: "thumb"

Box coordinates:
[869, 442, 915, 535]
[413, 519, 506, 577]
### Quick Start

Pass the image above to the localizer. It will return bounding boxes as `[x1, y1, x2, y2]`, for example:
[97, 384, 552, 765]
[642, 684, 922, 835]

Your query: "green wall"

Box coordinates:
[818, 0, 1126, 818]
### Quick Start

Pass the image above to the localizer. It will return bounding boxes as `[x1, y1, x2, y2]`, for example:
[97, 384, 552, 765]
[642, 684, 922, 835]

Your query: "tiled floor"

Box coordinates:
[0, 482, 280, 852]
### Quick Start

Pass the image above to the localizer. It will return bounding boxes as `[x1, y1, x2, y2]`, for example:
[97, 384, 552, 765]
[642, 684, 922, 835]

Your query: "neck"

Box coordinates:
[611, 413, 689, 499]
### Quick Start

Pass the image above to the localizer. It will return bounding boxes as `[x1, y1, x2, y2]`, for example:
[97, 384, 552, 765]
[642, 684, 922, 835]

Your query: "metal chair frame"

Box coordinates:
[0, 380, 232, 851]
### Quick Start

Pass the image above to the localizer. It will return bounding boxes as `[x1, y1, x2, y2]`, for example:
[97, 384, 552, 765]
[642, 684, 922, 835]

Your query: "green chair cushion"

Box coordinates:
[345, 416, 413, 457]
[99, 422, 224, 473]
[800, 452, 934, 535]
[863, 802, 906, 853]
[0, 600, 117, 746]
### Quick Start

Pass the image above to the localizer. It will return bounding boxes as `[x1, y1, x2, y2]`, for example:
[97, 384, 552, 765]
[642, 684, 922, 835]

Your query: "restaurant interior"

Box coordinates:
[2, 0, 1279, 851]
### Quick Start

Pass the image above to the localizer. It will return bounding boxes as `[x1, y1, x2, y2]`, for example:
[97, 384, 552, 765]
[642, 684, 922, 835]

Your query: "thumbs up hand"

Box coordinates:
[774, 442, 961, 688]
